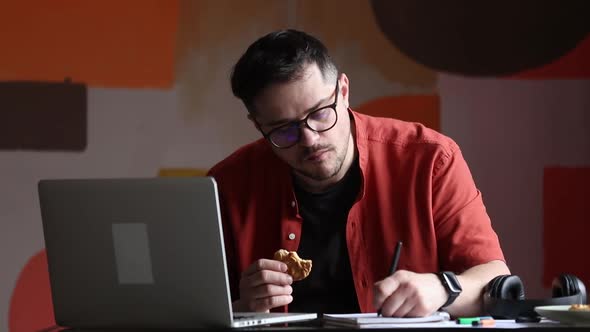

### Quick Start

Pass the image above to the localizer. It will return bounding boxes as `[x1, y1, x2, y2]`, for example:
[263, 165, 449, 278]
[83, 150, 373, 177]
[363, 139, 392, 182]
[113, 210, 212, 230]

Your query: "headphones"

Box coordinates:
[483, 274, 587, 320]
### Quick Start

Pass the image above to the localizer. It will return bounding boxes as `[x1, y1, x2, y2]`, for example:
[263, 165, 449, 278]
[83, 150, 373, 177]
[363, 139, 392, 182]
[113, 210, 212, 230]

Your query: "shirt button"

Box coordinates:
[291, 200, 296, 208]
[288, 233, 296, 240]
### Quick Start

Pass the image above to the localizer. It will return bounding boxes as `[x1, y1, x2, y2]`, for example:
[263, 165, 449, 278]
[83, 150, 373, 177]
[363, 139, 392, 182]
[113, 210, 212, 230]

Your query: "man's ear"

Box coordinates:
[340, 73, 350, 109]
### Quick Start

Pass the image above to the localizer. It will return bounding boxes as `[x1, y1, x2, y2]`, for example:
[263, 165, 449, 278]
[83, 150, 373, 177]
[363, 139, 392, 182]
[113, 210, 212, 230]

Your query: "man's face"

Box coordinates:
[250, 63, 353, 188]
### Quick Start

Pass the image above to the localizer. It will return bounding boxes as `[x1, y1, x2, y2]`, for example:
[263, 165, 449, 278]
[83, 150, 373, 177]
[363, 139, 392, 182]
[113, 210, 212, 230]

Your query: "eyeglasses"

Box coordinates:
[258, 81, 339, 149]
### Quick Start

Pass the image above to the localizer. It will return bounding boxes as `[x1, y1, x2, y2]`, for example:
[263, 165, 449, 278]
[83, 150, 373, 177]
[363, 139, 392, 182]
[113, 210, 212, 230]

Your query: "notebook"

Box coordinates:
[38, 177, 317, 329]
[322, 311, 451, 328]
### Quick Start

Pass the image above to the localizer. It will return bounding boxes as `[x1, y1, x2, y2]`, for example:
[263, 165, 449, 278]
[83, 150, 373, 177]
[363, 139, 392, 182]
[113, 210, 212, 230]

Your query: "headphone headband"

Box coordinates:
[483, 274, 587, 319]
[483, 293, 584, 318]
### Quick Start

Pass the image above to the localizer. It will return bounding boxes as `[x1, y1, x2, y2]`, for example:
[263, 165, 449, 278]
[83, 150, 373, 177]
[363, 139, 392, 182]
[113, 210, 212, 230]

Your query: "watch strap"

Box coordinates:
[438, 271, 461, 308]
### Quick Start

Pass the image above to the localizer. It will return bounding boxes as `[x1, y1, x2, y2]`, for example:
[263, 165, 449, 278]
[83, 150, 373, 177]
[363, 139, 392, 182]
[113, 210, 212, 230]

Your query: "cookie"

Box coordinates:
[273, 249, 312, 281]
[569, 304, 590, 311]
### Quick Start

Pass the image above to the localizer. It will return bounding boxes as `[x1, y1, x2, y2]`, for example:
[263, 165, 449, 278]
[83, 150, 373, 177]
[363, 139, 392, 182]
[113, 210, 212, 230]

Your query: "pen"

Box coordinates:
[377, 241, 403, 316]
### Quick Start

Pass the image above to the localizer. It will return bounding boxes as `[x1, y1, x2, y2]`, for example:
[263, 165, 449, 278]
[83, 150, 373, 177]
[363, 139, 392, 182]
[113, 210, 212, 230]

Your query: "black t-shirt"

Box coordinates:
[289, 159, 361, 314]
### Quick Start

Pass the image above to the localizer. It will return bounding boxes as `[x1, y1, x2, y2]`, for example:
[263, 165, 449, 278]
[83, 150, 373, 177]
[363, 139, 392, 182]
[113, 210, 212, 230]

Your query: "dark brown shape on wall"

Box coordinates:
[370, 0, 590, 76]
[0, 81, 87, 151]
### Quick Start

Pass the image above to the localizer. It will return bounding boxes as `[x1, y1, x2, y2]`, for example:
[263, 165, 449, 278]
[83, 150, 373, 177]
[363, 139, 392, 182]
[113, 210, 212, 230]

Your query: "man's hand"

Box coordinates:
[373, 270, 447, 317]
[233, 259, 294, 312]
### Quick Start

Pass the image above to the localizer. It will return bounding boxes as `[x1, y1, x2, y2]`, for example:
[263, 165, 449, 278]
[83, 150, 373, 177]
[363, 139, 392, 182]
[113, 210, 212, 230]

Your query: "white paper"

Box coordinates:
[322, 311, 450, 328]
[323, 314, 562, 329]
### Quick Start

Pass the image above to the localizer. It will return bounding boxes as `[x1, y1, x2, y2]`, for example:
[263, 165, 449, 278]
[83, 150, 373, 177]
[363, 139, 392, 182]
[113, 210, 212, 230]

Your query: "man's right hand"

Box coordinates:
[232, 259, 294, 312]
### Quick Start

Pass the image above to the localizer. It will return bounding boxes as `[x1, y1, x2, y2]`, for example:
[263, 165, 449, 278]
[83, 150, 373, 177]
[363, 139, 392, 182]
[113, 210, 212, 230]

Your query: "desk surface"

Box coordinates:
[61, 319, 590, 331]
[242, 326, 590, 331]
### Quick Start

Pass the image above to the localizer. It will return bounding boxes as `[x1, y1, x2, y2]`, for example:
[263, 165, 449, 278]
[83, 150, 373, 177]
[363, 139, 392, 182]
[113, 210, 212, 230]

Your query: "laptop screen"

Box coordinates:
[39, 177, 235, 328]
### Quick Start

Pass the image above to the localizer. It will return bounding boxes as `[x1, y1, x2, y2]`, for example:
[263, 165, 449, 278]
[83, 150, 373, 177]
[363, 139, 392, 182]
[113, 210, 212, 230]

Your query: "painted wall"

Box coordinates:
[1, 1, 589, 331]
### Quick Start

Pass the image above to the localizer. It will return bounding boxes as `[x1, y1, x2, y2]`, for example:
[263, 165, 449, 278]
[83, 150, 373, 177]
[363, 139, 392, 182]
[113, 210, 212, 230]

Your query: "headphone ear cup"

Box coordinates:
[553, 274, 587, 303]
[578, 277, 588, 303]
[486, 275, 525, 300]
[485, 275, 507, 298]
[553, 274, 577, 297]
[497, 275, 525, 300]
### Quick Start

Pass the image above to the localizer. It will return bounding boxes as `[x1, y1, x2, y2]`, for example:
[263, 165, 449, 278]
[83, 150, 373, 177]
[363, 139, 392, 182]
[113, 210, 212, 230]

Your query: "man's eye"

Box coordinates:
[276, 123, 298, 133]
[311, 108, 330, 120]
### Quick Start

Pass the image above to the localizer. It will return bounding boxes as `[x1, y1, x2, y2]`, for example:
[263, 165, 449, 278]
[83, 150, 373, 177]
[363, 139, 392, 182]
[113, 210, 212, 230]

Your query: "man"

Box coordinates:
[207, 29, 509, 318]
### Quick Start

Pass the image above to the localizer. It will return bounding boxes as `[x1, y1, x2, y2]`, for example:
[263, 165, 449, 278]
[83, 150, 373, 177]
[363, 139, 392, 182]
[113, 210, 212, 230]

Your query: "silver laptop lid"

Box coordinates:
[38, 177, 234, 328]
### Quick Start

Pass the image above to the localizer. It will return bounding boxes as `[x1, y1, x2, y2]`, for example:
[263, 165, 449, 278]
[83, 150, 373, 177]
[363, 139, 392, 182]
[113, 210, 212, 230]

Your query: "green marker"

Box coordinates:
[456, 316, 493, 324]
[456, 317, 480, 325]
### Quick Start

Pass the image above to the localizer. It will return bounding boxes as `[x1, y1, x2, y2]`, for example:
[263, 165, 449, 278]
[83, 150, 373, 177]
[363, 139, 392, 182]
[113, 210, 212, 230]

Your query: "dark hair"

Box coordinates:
[230, 29, 338, 113]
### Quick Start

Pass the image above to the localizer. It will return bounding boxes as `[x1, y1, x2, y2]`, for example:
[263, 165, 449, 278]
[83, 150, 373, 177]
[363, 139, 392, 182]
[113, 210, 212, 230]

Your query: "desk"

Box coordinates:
[62, 319, 590, 331]
[62, 327, 590, 331]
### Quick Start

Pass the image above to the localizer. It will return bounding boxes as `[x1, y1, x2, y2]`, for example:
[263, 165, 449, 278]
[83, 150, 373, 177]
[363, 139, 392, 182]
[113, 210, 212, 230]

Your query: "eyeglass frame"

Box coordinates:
[253, 80, 340, 149]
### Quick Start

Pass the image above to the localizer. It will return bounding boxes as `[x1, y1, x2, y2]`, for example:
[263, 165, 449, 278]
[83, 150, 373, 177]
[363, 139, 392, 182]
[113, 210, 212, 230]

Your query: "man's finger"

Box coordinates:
[373, 274, 400, 310]
[247, 284, 293, 300]
[242, 259, 287, 277]
[384, 284, 414, 317]
[379, 285, 410, 317]
[249, 295, 293, 312]
[241, 269, 293, 289]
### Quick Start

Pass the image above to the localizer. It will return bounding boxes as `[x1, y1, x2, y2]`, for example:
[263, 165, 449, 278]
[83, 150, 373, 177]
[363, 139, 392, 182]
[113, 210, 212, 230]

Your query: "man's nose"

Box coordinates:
[298, 125, 319, 147]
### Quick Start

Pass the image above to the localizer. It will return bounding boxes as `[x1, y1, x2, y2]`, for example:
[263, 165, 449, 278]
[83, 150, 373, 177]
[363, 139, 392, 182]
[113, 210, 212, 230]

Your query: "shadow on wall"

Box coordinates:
[0, 81, 87, 151]
[370, 0, 590, 77]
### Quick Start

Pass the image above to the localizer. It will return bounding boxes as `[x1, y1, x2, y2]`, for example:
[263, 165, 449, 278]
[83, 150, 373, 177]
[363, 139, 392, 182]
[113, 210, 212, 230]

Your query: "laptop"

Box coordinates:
[38, 177, 317, 329]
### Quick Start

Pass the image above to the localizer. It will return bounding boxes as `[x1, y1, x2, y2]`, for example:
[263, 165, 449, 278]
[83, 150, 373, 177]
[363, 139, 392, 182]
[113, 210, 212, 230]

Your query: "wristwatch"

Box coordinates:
[437, 271, 462, 308]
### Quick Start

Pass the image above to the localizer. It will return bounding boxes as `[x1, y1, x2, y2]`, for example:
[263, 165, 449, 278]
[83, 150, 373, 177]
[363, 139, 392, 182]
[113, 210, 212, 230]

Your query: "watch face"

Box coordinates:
[443, 272, 463, 293]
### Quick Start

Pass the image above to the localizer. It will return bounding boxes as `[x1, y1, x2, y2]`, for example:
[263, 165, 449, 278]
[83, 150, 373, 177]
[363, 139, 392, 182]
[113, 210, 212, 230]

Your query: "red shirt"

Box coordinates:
[208, 110, 505, 313]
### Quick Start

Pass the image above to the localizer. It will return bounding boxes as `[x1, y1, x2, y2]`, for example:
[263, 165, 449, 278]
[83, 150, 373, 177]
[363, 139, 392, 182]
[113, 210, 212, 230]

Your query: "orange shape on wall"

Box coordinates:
[0, 0, 179, 88]
[543, 167, 590, 289]
[9, 250, 57, 332]
[512, 34, 590, 79]
[355, 95, 440, 131]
